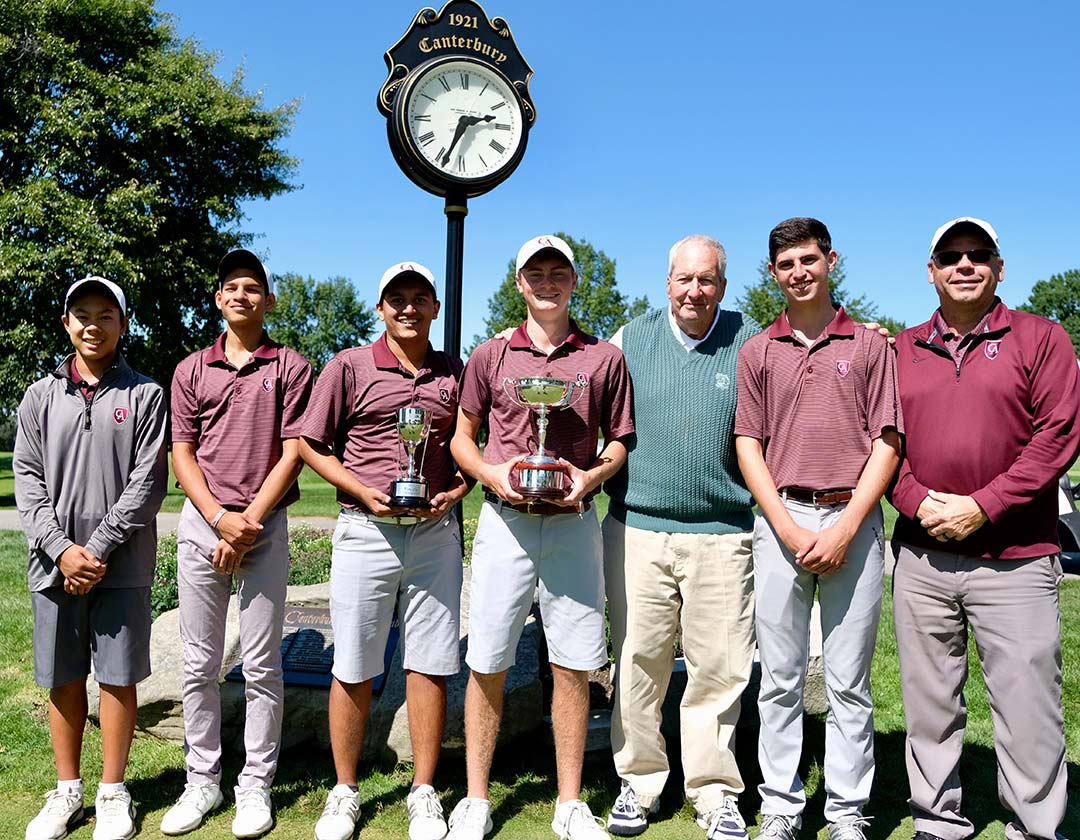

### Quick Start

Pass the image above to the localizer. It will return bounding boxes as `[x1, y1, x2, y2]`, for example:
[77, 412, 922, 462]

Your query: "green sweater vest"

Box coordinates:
[606, 307, 759, 534]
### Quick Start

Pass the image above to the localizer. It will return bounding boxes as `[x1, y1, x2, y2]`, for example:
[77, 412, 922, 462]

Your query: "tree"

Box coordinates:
[265, 274, 376, 371]
[0, 0, 297, 412]
[473, 232, 649, 348]
[734, 255, 906, 332]
[1019, 269, 1080, 356]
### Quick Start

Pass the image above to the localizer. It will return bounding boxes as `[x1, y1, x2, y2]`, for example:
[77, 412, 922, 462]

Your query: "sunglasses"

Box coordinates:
[932, 248, 999, 267]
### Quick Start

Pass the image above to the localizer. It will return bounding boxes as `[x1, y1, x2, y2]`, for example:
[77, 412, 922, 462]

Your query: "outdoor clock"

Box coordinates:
[388, 55, 528, 198]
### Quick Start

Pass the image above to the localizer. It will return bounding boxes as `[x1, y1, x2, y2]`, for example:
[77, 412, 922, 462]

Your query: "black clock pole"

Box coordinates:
[443, 192, 467, 358]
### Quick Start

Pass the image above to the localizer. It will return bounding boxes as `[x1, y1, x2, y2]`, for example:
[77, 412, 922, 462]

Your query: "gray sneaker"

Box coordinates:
[827, 817, 871, 840]
[757, 814, 799, 840]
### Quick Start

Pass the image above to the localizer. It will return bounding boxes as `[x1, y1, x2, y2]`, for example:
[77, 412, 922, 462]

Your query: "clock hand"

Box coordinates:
[441, 116, 497, 165]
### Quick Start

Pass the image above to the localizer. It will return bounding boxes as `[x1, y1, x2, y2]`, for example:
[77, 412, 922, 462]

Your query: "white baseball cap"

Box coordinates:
[515, 235, 576, 273]
[929, 217, 1000, 254]
[64, 276, 127, 317]
[378, 261, 438, 301]
[218, 248, 273, 294]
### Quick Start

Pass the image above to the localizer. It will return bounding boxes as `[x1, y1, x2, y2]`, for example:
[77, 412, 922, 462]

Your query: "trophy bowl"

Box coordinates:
[389, 407, 432, 508]
[502, 376, 586, 499]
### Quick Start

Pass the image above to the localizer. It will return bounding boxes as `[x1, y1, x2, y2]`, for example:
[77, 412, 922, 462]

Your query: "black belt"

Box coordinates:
[483, 490, 590, 516]
[782, 487, 854, 506]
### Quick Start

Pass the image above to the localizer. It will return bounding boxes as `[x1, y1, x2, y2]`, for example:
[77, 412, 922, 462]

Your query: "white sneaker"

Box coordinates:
[232, 786, 272, 838]
[606, 781, 658, 836]
[161, 782, 224, 834]
[758, 814, 800, 840]
[446, 798, 492, 840]
[314, 785, 361, 840]
[696, 797, 747, 840]
[408, 785, 448, 840]
[553, 800, 610, 840]
[93, 788, 136, 840]
[25, 788, 84, 840]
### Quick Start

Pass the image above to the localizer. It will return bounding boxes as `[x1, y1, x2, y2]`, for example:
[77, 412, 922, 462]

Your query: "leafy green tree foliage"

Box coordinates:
[0, 0, 297, 410]
[473, 232, 649, 347]
[265, 274, 376, 371]
[1019, 269, 1080, 356]
[734, 255, 905, 332]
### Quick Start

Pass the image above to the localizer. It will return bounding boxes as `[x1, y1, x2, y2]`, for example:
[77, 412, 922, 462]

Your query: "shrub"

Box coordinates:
[150, 525, 336, 619]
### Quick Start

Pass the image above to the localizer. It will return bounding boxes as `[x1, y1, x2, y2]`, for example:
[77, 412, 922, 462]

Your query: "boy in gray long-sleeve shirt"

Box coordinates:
[14, 276, 167, 840]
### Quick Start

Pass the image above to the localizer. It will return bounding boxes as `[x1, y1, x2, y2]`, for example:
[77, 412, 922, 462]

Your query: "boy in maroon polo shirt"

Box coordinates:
[735, 218, 902, 840]
[162, 250, 312, 838]
[889, 217, 1080, 840]
[300, 262, 471, 840]
[447, 235, 634, 840]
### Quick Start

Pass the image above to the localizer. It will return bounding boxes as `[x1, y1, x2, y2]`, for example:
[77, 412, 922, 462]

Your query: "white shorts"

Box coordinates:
[329, 509, 462, 683]
[466, 501, 606, 674]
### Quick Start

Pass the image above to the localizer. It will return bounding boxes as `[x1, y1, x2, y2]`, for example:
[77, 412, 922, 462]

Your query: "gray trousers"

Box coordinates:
[754, 500, 884, 823]
[177, 499, 288, 788]
[892, 543, 1067, 840]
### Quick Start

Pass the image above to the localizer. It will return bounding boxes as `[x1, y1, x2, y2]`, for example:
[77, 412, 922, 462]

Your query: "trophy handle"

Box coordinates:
[416, 411, 433, 477]
[501, 377, 525, 408]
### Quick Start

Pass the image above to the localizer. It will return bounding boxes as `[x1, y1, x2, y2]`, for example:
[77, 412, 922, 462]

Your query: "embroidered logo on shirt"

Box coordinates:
[439, 387, 451, 404]
[714, 372, 730, 390]
[576, 372, 589, 387]
[984, 341, 1001, 361]
[836, 360, 851, 378]
[262, 377, 275, 392]
[113, 407, 129, 424]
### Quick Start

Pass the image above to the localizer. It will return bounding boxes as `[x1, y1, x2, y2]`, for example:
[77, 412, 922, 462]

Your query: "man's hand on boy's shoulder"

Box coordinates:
[57, 545, 105, 593]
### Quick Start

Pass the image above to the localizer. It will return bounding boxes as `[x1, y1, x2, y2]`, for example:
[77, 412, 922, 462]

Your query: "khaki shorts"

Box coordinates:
[466, 501, 607, 674]
[329, 509, 463, 683]
[32, 585, 152, 688]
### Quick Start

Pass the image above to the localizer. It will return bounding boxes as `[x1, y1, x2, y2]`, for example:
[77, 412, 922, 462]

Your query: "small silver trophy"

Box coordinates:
[389, 407, 433, 507]
[502, 376, 587, 498]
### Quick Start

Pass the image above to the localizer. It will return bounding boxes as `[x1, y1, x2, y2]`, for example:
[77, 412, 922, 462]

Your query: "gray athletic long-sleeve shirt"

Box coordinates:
[14, 354, 168, 591]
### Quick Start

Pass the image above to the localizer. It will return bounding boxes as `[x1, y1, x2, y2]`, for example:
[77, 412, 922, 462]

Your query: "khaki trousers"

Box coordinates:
[604, 516, 755, 814]
[892, 543, 1067, 840]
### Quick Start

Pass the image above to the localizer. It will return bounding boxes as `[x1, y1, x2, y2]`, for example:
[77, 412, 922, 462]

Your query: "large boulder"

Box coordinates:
[88, 567, 544, 762]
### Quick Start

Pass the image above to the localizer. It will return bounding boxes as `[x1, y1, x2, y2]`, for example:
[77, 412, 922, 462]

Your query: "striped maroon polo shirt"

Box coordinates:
[302, 334, 463, 509]
[459, 321, 635, 474]
[171, 332, 313, 509]
[734, 307, 903, 492]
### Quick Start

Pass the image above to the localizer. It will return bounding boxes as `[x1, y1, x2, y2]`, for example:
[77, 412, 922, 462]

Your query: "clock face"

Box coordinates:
[403, 59, 525, 183]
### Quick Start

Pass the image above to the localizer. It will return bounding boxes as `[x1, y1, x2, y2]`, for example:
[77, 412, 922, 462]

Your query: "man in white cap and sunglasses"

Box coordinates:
[302, 262, 470, 840]
[888, 217, 1080, 840]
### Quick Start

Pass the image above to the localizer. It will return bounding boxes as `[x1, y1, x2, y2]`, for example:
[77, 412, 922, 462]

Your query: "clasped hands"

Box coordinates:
[917, 490, 988, 541]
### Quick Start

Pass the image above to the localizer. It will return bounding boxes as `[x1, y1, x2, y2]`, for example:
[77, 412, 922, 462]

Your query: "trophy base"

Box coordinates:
[513, 459, 567, 499]
[389, 478, 430, 509]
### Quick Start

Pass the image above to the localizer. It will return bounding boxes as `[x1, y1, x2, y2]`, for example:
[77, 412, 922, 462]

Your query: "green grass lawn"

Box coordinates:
[0, 530, 1076, 839]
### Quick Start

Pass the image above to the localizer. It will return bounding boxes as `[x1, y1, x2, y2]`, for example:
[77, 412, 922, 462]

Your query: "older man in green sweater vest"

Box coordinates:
[603, 235, 759, 840]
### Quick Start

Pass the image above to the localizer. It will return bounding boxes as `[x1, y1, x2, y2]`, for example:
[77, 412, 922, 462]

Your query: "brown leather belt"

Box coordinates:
[483, 490, 590, 516]
[782, 487, 854, 506]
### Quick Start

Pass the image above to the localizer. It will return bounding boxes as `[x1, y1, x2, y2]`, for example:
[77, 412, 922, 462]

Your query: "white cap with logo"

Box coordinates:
[64, 276, 127, 317]
[929, 217, 1000, 254]
[515, 235, 576, 273]
[378, 262, 438, 300]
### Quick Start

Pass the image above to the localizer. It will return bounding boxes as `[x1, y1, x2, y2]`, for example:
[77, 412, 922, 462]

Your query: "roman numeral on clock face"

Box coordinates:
[460, 73, 469, 90]
[438, 76, 451, 92]
[489, 139, 506, 154]
[418, 131, 435, 146]
[490, 101, 506, 110]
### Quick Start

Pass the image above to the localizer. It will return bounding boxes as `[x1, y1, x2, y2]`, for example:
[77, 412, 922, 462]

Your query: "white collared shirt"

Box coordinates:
[609, 306, 721, 352]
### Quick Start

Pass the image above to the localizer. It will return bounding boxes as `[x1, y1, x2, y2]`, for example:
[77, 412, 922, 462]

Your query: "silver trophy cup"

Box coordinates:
[389, 407, 433, 507]
[502, 376, 587, 498]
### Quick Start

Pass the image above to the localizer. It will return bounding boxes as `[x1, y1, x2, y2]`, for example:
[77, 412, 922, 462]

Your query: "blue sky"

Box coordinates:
[158, 0, 1080, 349]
